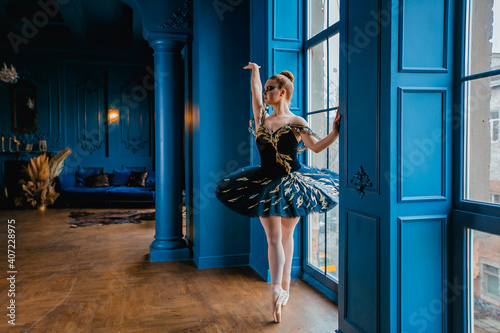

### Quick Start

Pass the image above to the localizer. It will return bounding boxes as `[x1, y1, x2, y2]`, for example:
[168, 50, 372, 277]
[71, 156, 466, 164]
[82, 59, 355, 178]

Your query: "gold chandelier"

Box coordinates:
[0, 63, 19, 83]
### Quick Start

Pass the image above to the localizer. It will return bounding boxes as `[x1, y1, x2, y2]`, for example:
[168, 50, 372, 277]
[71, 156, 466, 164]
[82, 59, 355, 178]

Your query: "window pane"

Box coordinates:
[464, 75, 500, 204]
[328, 34, 340, 109]
[328, 0, 340, 27]
[308, 41, 328, 111]
[469, 230, 500, 331]
[491, 111, 500, 142]
[308, 112, 328, 169]
[308, 212, 326, 273]
[326, 205, 339, 281]
[308, 0, 327, 39]
[465, 0, 500, 76]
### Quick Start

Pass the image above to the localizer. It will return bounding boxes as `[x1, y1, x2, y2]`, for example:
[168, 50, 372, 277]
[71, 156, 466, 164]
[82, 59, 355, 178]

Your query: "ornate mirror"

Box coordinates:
[10, 79, 37, 133]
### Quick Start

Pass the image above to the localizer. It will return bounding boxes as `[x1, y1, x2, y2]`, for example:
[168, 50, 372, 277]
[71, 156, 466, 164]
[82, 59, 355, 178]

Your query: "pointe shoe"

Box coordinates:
[282, 290, 290, 306]
[273, 289, 288, 323]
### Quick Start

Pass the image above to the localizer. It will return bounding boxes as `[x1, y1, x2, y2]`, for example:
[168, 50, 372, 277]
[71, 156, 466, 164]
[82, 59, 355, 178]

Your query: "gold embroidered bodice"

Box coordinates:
[249, 107, 320, 177]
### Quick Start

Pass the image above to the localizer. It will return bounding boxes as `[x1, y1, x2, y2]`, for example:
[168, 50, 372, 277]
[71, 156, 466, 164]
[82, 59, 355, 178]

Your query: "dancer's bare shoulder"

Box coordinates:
[289, 116, 309, 127]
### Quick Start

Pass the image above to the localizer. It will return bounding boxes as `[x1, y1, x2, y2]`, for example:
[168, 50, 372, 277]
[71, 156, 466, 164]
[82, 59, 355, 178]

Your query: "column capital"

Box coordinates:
[147, 32, 188, 52]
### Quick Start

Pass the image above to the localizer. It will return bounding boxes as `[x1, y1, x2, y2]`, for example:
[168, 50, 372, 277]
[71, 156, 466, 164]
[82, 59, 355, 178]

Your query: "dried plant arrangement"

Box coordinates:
[15, 148, 72, 210]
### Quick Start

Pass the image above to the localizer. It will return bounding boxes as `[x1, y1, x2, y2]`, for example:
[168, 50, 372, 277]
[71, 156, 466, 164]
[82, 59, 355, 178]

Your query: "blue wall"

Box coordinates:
[191, 0, 252, 268]
[0, 48, 155, 199]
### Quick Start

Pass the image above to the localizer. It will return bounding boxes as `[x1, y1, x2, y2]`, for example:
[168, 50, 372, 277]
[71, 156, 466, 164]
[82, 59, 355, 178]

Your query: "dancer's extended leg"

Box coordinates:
[260, 216, 289, 322]
[260, 216, 285, 294]
[281, 216, 300, 304]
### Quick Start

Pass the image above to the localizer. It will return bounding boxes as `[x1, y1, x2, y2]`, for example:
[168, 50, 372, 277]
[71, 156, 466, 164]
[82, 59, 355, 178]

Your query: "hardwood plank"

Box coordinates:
[0, 208, 338, 332]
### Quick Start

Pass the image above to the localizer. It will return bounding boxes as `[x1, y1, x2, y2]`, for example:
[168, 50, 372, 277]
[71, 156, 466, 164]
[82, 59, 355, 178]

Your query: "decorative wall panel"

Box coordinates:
[345, 210, 379, 333]
[273, 0, 300, 41]
[119, 77, 152, 156]
[398, 88, 446, 202]
[273, 48, 301, 111]
[75, 73, 105, 155]
[398, 216, 446, 332]
[399, 0, 448, 72]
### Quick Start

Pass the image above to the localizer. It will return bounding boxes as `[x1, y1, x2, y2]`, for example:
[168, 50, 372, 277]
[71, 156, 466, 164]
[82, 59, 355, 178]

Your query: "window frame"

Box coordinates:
[302, 0, 341, 295]
[452, 0, 500, 331]
[453, 0, 500, 216]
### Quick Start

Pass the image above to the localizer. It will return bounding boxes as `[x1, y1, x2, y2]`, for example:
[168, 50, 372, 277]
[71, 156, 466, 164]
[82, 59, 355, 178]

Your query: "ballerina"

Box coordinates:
[215, 62, 341, 323]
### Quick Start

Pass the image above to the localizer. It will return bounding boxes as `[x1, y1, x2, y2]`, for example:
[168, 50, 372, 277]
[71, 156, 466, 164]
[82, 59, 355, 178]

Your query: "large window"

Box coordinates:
[456, 1, 500, 331]
[463, 0, 500, 205]
[305, 0, 340, 286]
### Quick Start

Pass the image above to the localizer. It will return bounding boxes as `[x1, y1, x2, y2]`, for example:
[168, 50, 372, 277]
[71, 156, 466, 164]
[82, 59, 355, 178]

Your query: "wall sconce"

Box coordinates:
[108, 108, 119, 123]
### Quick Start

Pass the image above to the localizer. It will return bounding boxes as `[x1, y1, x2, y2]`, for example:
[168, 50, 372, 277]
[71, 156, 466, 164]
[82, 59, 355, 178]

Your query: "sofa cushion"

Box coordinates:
[57, 174, 76, 190]
[106, 186, 155, 201]
[145, 171, 155, 187]
[110, 169, 132, 186]
[76, 169, 100, 186]
[60, 186, 110, 201]
[125, 171, 149, 187]
[84, 174, 110, 188]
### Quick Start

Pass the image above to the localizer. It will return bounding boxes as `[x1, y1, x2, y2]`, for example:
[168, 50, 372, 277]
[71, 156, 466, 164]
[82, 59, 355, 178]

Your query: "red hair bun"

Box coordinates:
[280, 70, 294, 83]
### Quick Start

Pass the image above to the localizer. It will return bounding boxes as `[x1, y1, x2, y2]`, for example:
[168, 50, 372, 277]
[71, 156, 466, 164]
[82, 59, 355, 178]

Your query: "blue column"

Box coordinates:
[148, 32, 190, 261]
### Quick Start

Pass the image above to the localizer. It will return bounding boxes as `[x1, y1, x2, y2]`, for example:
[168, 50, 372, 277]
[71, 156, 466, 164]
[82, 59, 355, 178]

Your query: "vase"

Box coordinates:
[38, 204, 46, 211]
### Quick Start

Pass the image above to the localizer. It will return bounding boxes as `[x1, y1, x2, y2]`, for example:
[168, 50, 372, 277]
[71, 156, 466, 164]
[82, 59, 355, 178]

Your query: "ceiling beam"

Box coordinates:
[57, 0, 88, 44]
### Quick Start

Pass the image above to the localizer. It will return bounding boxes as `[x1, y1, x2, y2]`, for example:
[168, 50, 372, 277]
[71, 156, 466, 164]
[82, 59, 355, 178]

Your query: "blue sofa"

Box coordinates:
[56, 169, 155, 207]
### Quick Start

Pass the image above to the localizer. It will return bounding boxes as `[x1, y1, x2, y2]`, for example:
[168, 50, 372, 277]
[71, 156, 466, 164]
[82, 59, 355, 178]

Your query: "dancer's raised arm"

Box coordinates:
[243, 62, 264, 128]
[296, 110, 341, 153]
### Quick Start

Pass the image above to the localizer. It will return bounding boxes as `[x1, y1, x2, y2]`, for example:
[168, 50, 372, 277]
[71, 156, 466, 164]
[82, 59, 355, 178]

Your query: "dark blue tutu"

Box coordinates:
[215, 164, 339, 218]
[215, 111, 339, 218]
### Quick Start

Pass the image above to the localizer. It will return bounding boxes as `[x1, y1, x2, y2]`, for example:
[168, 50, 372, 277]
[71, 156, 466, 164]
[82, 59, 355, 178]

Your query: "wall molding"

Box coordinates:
[272, 47, 301, 112]
[398, 0, 449, 73]
[397, 87, 447, 202]
[76, 74, 105, 155]
[397, 215, 447, 332]
[272, 0, 301, 42]
[119, 76, 152, 156]
[20, 68, 63, 149]
[196, 253, 249, 269]
[158, 0, 192, 32]
[121, 135, 149, 154]
[344, 209, 380, 332]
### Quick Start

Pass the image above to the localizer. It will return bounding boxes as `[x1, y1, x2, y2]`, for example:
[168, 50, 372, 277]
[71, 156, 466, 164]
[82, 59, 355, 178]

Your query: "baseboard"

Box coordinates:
[301, 271, 339, 303]
[195, 253, 249, 269]
[192, 246, 201, 267]
[250, 254, 270, 281]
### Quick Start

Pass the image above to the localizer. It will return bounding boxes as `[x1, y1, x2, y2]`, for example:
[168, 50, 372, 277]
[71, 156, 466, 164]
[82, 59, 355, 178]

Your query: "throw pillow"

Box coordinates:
[84, 174, 110, 188]
[110, 169, 132, 186]
[76, 169, 100, 186]
[125, 171, 149, 187]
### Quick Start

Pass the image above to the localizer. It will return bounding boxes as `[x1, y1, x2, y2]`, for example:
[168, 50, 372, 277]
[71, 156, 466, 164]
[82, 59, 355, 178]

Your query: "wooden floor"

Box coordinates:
[0, 208, 339, 333]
